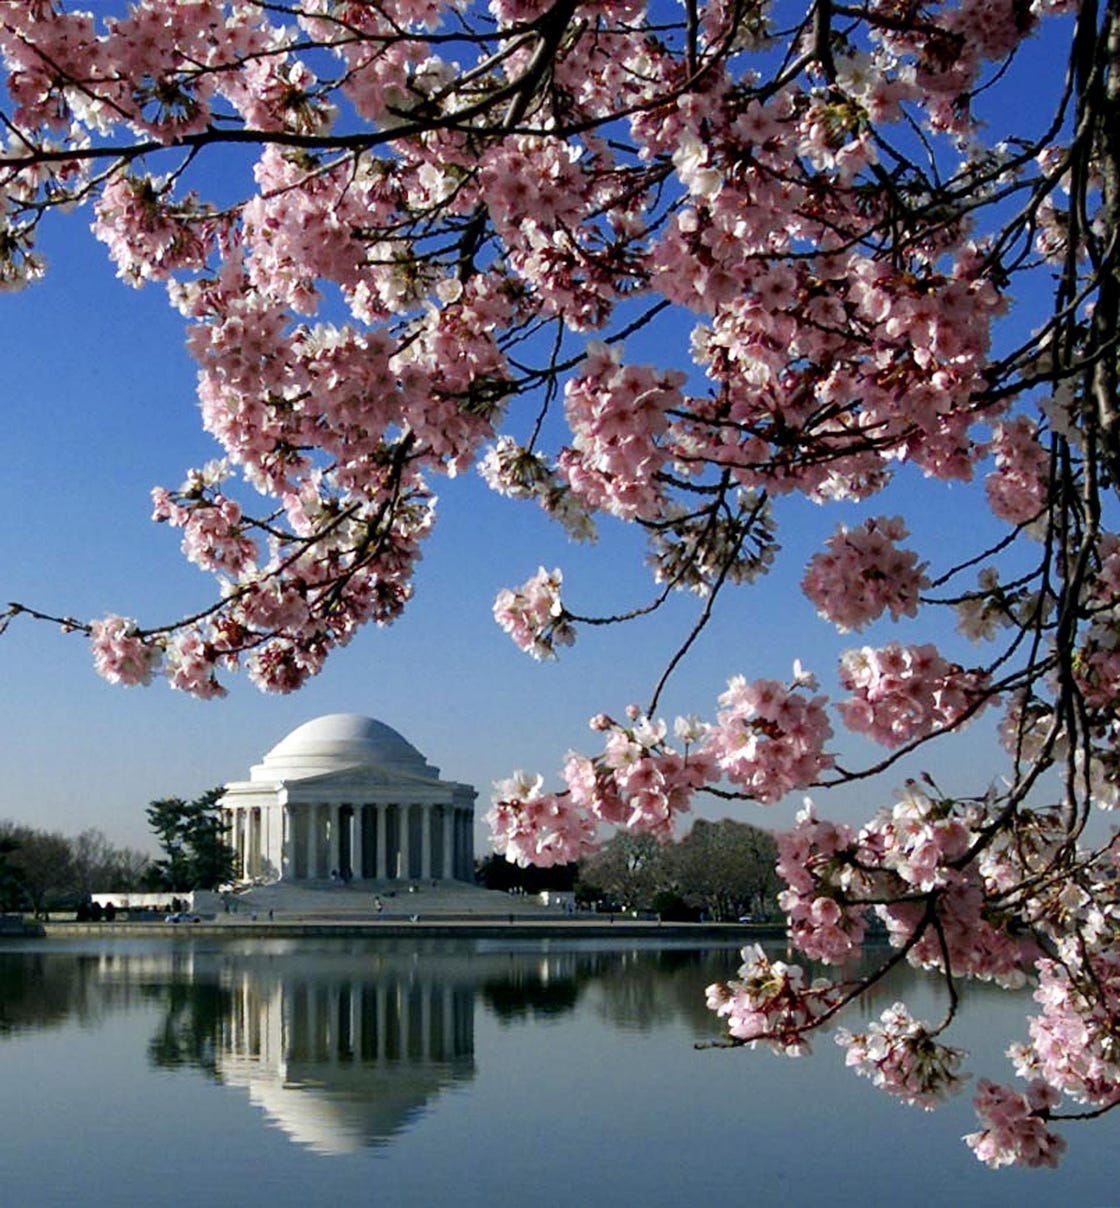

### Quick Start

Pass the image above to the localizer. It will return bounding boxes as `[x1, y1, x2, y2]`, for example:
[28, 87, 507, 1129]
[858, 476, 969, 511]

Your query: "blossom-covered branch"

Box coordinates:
[3, 0, 1120, 1166]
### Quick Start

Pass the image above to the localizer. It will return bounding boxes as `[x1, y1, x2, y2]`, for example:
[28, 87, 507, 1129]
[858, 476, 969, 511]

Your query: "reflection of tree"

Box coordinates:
[480, 972, 582, 1022]
[0, 952, 116, 1034]
[482, 947, 756, 1033]
[147, 978, 233, 1078]
[590, 950, 741, 1033]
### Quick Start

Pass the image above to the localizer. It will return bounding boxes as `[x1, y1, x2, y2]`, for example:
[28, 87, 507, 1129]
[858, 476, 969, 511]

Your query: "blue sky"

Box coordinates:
[0, 7, 1075, 856]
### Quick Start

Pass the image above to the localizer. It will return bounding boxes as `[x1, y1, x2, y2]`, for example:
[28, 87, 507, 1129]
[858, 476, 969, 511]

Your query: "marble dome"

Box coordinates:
[252, 713, 437, 781]
[225, 713, 474, 883]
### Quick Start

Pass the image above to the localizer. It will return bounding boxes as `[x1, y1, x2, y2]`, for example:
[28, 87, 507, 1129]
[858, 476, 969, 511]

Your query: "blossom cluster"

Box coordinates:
[705, 945, 844, 1054]
[486, 769, 599, 869]
[1074, 534, 1120, 710]
[802, 517, 928, 632]
[836, 1003, 966, 1109]
[859, 786, 1037, 986]
[985, 417, 1049, 527]
[1011, 952, 1120, 1107]
[492, 567, 573, 661]
[838, 643, 990, 748]
[557, 343, 684, 522]
[965, 1080, 1067, 1168]
[773, 786, 1039, 988]
[488, 708, 716, 865]
[490, 666, 837, 867]
[152, 487, 258, 575]
[89, 614, 161, 687]
[0, 0, 1047, 718]
[776, 801, 868, 965]
[704, 675, 834, 803]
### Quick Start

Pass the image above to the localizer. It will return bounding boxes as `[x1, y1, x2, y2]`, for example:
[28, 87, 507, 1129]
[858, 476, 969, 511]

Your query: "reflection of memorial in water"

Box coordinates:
[211, 949, 476, 1154]
[14, 940, 928, 1154]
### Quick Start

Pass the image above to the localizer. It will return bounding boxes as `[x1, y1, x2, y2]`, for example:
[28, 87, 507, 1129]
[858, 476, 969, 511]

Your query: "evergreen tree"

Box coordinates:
[146, 788, 234, 891]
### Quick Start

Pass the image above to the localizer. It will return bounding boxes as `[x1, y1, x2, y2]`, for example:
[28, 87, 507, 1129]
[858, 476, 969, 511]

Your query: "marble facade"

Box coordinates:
[220, 714, 476, 884]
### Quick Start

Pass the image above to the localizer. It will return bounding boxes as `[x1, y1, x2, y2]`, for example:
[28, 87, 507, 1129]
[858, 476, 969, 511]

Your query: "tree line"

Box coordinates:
[0, 822, 151, 918]
[6, 801, 776, 925]
[479, 818, 781, 923]
[0, 789, 234, 918]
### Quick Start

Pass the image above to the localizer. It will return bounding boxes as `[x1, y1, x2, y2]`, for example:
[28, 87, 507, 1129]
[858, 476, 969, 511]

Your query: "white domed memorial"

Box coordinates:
[220, 715, 476, 884]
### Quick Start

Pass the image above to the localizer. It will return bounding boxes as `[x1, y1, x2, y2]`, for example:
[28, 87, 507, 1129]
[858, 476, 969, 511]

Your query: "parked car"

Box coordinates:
[164, 912, 202, 924]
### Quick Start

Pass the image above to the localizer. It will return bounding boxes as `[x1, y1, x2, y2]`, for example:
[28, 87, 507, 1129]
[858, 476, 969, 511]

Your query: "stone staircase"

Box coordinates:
[222, 879, 560, 920]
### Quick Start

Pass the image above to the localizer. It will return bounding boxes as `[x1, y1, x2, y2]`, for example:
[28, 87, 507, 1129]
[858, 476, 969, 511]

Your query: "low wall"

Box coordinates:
[41, 918, 781, 942]
[0, 914, 45, 937]
[91, 892, 195, 911]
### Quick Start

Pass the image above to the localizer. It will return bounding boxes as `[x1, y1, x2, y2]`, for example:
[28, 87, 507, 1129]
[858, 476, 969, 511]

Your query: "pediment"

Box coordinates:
[283, 763, 442, 791]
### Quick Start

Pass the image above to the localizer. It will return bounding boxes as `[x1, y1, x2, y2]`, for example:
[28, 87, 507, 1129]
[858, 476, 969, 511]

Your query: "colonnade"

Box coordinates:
[227, 800, 475, 883]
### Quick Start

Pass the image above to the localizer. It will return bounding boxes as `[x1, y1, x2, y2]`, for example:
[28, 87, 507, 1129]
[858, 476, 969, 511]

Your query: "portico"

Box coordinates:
[220, 715, 476, 884]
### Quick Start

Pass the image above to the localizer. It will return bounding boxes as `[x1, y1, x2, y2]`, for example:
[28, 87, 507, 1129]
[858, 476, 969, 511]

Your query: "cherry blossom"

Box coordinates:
[705, 945, 844, 1055]
[493, 567, 573, 660]
[837, 1003, 967, 1109]
[965, 1080, 1067, 1169]
[838, 643, 990, 749]
[89, 614, 161, 686]
[2, 0, 1120, 1168]
[704, 675, 834, 803]
[802, 517, 929, 633]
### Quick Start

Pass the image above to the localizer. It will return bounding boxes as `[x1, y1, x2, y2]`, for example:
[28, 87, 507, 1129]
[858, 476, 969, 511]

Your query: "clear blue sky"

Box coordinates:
[0, 12, 1071, 856]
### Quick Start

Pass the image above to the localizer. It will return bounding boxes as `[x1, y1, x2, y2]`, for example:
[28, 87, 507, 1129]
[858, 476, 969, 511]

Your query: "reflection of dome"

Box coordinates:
[210, 951, 478, 1154]
[245, 1063, 473, 1155]
[252, 714, 438, 781]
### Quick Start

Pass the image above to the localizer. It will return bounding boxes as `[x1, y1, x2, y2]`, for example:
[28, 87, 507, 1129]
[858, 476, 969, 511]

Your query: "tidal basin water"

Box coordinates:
[0, 937, 1115, 1208]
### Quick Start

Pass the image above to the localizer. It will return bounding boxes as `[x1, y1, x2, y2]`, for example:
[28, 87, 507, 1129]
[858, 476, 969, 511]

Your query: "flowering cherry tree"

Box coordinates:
[1, 0, 1119, 1167]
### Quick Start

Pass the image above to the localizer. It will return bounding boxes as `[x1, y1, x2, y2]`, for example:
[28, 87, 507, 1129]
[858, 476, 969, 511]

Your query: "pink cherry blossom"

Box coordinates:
[837, 1002, 966, 1109]
[493, 567, 574, 660]
[965, 1080, 1067, 1169]
[838, 643, 990, 748]
[89, 615, 161, 686]
[802, 517, 929, 632]
[2, 0, 1119, 1170]
[703, 674, 834, 803]
[706, 945, 844, 1055]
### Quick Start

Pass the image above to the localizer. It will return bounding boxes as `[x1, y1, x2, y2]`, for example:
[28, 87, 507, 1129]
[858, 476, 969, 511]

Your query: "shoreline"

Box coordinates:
[28, 918, 784, 942]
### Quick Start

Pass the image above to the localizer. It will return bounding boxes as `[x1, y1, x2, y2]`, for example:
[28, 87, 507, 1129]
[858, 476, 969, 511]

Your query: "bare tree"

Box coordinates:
[668, 819, 780, 922]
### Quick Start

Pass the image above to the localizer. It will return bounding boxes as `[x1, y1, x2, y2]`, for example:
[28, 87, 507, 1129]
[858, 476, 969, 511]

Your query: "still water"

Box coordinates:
[0, 937, 1114, 1208]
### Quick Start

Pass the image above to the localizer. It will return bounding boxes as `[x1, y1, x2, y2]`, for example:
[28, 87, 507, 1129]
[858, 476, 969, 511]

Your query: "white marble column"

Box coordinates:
[327, 803, 341, 876]
[442, 807, 453, 881]
[281, 806, 293, 880]
[249, 809, 261, 879]
[375, 805, 387, 879]
[259, 808, 270, 879]
[305, 803, 319, 880]
[266, 806, 279, 879]
[398, 804, 411, 880]
[238, 809, 249, 880]
[421, 804, 432, 880]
